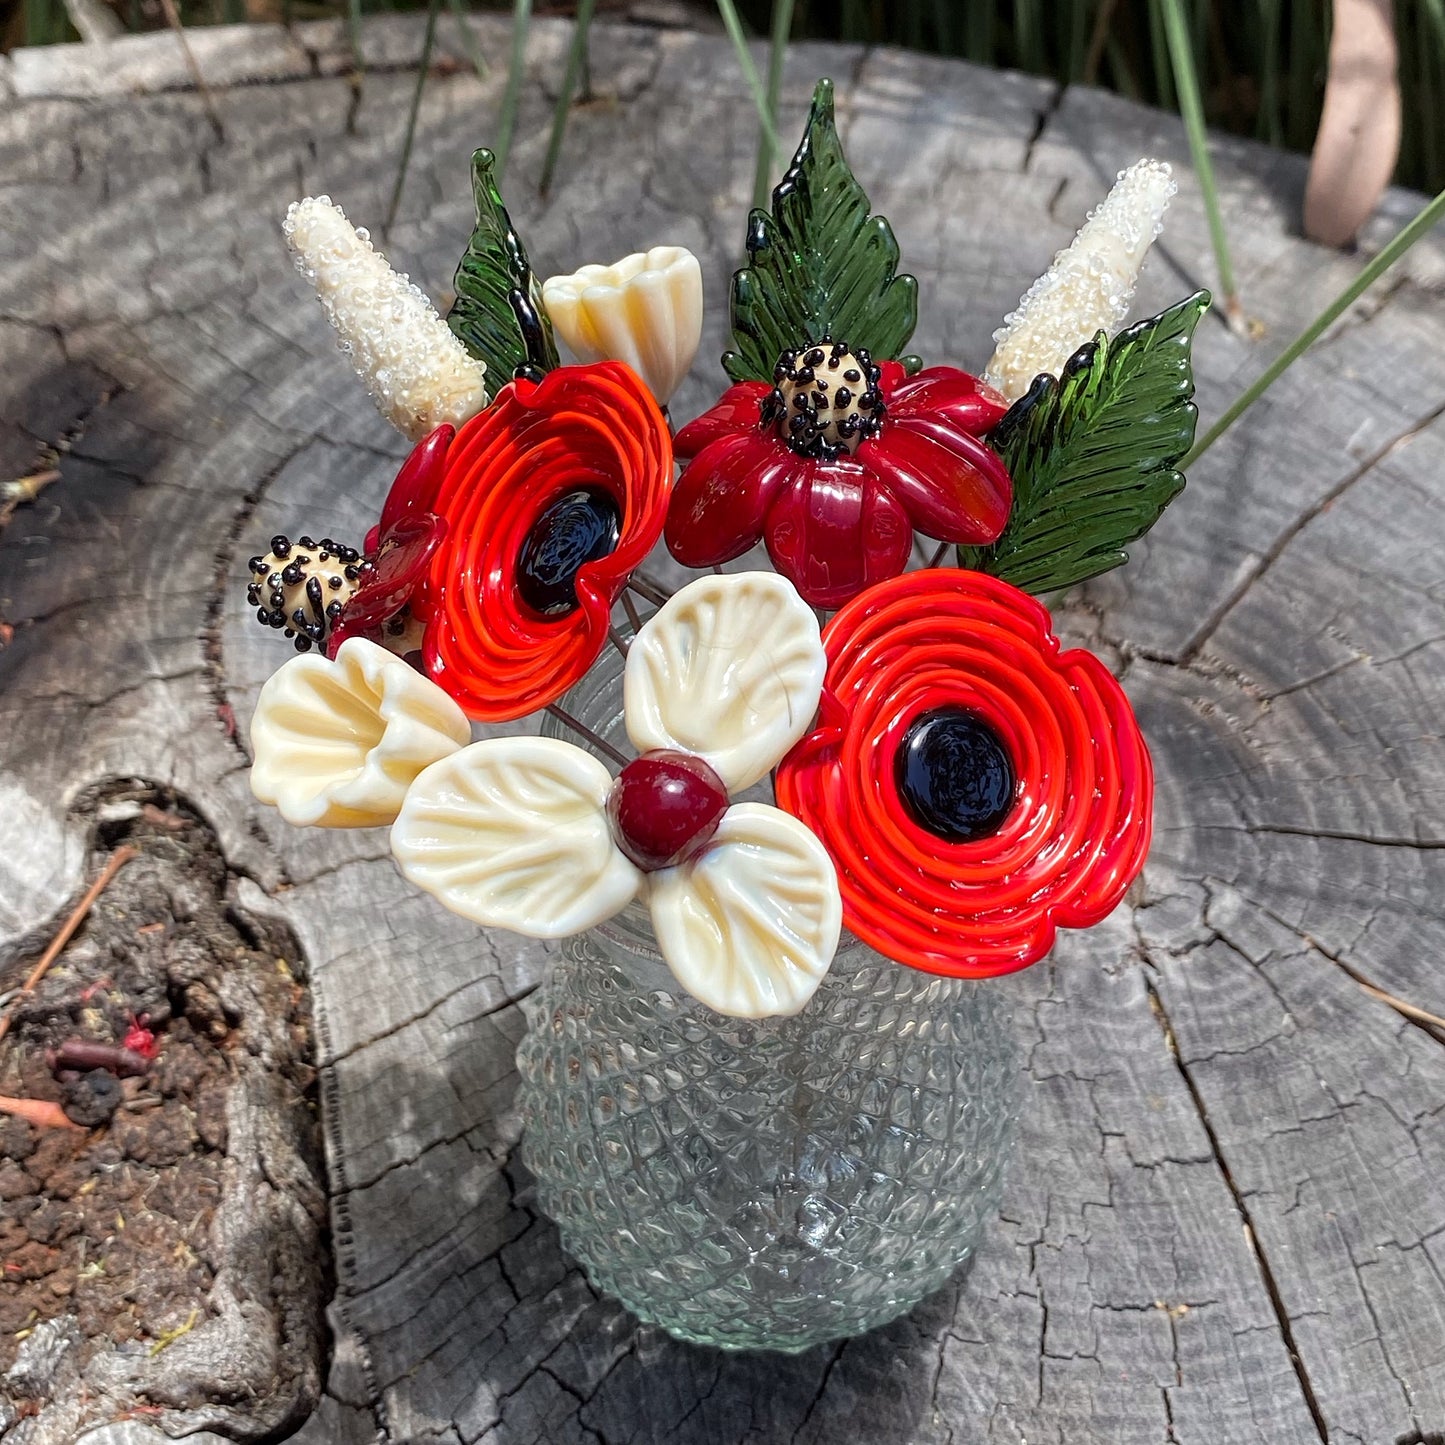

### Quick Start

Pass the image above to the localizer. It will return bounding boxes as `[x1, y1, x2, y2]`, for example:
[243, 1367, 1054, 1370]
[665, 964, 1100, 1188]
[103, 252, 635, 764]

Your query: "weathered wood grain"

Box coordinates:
[2, 15, 1443, 1443]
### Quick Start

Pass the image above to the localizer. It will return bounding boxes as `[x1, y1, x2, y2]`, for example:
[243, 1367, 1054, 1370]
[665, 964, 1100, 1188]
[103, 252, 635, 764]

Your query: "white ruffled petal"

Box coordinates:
[542, 246, 703, 405]
[390, 736, 642, 936]
[647, 803, 841, 1019]
[624, 572, 825, 793]
[250, 637, 471, 829]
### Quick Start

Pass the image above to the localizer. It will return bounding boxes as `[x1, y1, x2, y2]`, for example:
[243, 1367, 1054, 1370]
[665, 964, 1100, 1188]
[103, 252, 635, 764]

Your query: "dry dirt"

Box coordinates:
[0, 783, 328, 1439]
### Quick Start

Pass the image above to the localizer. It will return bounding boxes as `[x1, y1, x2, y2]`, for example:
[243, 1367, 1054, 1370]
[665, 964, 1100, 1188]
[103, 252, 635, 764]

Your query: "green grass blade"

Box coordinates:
[539, 0, 596, 196]
[446, 0, 489, 81]
[1158, 0, 1244, 333]
[1186, 187, 1445, 465]
[715, 0, 784, 163]
[346, 0, 365, 76]
[494, 0, 532, 181]
[752, 0, 796, 210]
[385, 0, 442, 234]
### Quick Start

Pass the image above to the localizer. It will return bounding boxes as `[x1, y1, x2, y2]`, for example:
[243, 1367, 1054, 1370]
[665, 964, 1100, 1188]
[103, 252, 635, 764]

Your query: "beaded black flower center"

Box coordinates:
[247, 534, 366, 652]
[895, 707, 1015, 843]
[760, 340, 885, 460]
[516, 487, 622, 617]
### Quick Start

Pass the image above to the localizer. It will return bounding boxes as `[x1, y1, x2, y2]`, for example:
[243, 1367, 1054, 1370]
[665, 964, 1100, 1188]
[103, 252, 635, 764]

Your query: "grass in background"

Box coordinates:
[5, 0, 1442, 198]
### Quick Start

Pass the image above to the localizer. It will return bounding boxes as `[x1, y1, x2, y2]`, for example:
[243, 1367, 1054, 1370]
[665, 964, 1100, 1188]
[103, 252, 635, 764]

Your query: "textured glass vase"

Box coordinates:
[515, 641, 1019, 1353]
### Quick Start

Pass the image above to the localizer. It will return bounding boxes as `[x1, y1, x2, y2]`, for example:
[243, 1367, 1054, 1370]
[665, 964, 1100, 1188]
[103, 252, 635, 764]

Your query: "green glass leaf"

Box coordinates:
[723, 78, 920, 383]
[447, 147, 559, 384]
[958, 290, 1211, 595]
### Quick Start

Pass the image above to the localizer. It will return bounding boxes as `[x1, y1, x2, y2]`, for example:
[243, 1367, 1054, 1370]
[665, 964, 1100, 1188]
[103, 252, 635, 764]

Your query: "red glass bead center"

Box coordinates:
[606, 750, 729, 873]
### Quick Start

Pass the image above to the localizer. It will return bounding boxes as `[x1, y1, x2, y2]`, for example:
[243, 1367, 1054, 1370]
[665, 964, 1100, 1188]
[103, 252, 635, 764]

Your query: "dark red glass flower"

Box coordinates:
[774, 570, 1153, 977]
[667, 353, 1013, 609]
[419, 361, 673, 722]
[326, 424, 453, 658]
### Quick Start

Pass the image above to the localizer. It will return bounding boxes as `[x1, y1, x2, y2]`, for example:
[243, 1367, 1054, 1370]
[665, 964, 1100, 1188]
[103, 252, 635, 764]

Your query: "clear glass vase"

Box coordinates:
[516, 637, 1018, 1353]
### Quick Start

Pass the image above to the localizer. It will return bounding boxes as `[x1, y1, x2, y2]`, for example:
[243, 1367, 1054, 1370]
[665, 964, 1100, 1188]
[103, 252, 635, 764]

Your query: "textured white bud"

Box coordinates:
[984, 160, 1177, 401]
[283, 196, 490, 441]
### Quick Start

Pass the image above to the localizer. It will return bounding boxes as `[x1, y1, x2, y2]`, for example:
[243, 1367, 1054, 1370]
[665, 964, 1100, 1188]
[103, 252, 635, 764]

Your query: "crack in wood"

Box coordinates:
[1139, 970, 1331, 1442]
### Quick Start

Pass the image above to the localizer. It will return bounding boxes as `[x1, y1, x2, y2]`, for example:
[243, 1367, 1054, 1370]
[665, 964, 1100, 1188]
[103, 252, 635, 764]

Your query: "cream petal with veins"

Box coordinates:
[624, 572, 826, 794]
[647, 804, 841, 1019]
[391, 737, 643, 936]
[542, 247, 703, 405]
[250, 637, 472, 828]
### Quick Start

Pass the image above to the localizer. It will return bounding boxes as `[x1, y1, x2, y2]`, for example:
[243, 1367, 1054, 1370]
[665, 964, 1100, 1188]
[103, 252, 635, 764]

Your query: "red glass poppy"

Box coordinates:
[419, 361, 673, 722]
[667, 358, 1013, 609]
[326, 425, 453, 658]
[774, 570, 1153, 977]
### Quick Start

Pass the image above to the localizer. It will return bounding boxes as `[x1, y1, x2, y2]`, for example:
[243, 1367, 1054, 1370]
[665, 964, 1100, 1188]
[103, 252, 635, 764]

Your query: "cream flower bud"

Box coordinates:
[984, 159, 1177, 401]
[542, 246, 703, 406]
[283, 196, 490, 441]
[250, 637, 472, 829]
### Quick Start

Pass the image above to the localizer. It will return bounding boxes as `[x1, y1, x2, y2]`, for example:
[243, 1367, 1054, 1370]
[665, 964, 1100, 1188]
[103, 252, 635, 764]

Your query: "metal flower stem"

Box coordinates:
[545, 703, 630, 769]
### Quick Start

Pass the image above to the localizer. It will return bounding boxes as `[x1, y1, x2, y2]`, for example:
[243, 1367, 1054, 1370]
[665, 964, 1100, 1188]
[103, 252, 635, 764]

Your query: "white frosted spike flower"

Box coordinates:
[984, 159, 1177, 402]
[283, 196, 490, 441]
[542, 246, 703, 406]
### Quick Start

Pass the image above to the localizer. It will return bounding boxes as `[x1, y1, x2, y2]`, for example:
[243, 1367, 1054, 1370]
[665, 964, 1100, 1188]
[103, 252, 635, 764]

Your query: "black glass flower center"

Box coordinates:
[760, 339, 885, 460]
[895, 707, 1015, 843]
[516, 486, 622, 617]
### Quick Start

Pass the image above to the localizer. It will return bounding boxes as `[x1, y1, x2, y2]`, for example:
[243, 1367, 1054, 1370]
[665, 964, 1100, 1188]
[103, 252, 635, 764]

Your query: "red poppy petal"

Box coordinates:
[865, 418, 1012, 543]
[888, 367, 1010, 434]
[421, 361, 672, 722]
[672, 382, 772, 458]
[774, 571, 1152, 978]
[665, 432, 791, 567]
[379, 424, 455, 536]
[763, 460, 913, 610]
[354, 512, 446, 626]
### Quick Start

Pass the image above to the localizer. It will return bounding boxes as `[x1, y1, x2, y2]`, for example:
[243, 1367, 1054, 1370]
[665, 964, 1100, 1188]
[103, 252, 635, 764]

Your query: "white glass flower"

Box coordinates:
[391, 572, 840, 1018]
[541, 246, 703, 406]
[984, 159, 1177, 402]
[250, 638, 472, 829]
[283, 196, 490, 441]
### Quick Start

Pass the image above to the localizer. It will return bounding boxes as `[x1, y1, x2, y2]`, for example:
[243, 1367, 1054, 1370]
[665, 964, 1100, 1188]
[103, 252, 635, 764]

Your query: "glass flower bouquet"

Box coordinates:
[245, 81, 1207, 1351]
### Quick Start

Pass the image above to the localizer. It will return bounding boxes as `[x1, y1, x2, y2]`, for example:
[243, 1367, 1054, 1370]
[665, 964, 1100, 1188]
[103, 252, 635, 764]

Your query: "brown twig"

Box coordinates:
[1356, 979, 1445, 1034]
[0, 1095, 83, 1131]
[0, 469, 61, 528]
[0, 847, 137, 1046]
[607, 625, 631, 660]
[926, 539, 951, 569]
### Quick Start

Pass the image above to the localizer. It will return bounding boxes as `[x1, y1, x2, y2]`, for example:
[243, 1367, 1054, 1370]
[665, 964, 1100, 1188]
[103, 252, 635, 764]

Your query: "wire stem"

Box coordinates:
[621, 590, 644, 635]
[1186, 187, 1445, 466]
[546, 703, 629, 768]
[627, 573, 673, 608]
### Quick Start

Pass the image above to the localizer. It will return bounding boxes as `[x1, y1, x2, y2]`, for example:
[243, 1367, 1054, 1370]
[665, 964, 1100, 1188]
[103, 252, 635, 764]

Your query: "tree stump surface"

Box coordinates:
[2, 15, 1444, 1444]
